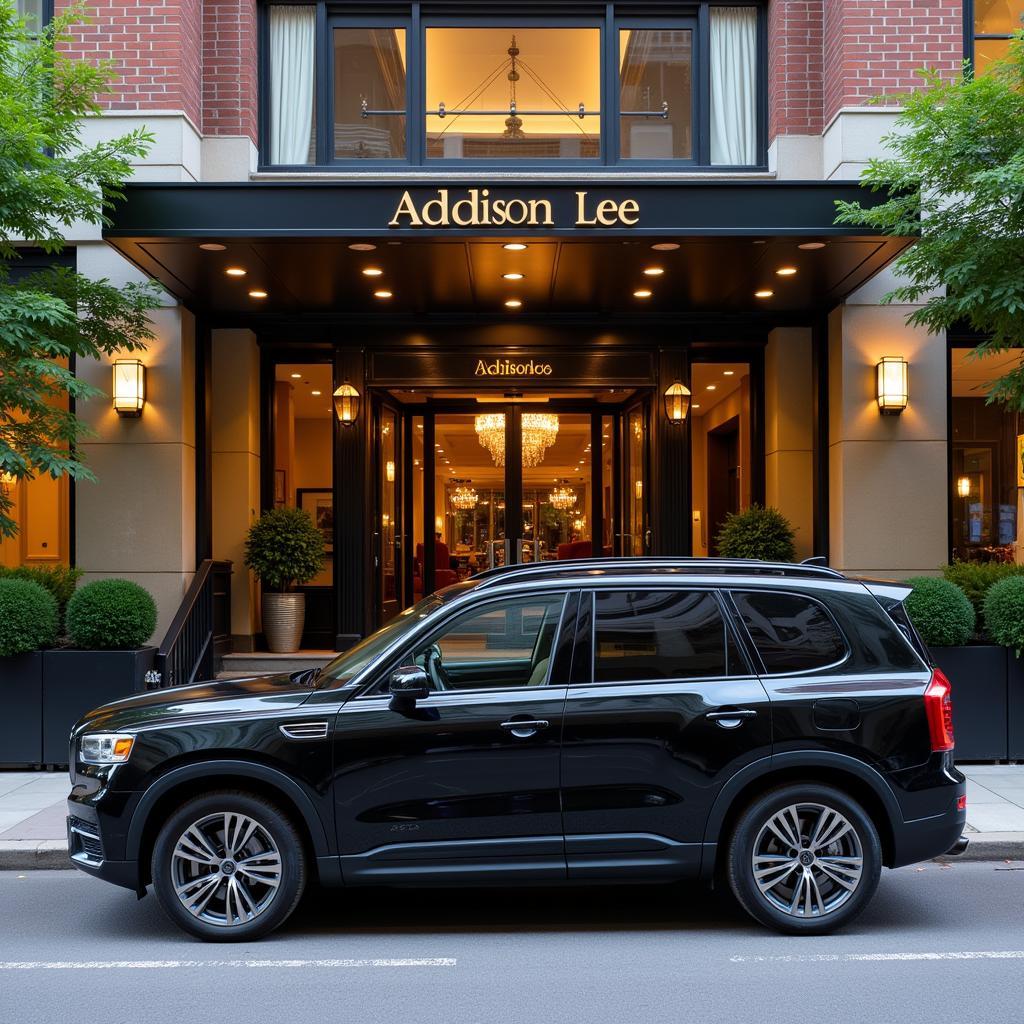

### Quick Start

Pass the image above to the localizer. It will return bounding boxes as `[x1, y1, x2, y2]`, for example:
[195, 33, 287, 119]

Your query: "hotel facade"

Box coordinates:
[5, 0, 1023, 658]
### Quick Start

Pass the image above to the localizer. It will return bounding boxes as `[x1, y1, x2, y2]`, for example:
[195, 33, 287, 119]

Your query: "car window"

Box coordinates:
[732, 591, 848, 674]
[399, 593, 567, 692]
[591, 590, 743, 683]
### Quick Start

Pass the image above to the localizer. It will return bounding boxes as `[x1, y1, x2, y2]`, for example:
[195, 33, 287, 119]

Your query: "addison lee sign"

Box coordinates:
[389, 187, 640, 229]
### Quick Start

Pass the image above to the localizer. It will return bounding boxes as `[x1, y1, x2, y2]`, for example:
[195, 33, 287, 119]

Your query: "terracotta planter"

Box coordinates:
[262, 592, 305, 653]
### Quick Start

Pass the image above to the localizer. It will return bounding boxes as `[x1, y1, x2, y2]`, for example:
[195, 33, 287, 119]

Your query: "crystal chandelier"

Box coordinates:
[475, 413, 559, 468]
[548, 485, 577, 511]
[451, 485, 478, 511]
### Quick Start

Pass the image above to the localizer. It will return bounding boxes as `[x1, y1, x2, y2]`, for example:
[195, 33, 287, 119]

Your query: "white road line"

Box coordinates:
[731, 950, 1024, 964]
[0, 958, 456, 971]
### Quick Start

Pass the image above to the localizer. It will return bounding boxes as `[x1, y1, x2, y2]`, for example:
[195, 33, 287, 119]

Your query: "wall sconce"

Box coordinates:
[333, 381, 361, 426]
[956, 476, 971, 499]
[664, 380, 691, 424]
[876, 356, 908, 415]
[112, 358, 145, 417]
[386, 460, 395, 483]
[434, 515, 443, 533]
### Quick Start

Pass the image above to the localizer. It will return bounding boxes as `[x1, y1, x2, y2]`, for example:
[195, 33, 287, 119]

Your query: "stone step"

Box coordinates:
[217, 651, 337, 678]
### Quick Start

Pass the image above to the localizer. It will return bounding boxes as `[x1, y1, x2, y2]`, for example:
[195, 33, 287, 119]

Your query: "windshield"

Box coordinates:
[314, 595, 445, 688]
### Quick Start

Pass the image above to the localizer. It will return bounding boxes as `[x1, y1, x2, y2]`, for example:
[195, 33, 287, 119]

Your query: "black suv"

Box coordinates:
[67, 558, 967, 941]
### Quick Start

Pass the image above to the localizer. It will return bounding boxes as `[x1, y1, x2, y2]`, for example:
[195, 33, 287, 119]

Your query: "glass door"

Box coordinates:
[374, 399, 405, 625]
[621, 397, 650, 555]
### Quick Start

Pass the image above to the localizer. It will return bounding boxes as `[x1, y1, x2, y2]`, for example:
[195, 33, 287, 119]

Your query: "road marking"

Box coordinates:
[731, 950, 1024, 964]
[0, 958, 456, 971]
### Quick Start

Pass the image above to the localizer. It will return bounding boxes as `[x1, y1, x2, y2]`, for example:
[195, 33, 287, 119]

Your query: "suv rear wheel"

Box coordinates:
[727, 783, 881, 935]
[151, 790, 307, 941]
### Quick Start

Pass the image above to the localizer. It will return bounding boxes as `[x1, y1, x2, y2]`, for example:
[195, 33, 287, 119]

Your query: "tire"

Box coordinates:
[726, 783, 882, 936]
[150, 790, 307, 942]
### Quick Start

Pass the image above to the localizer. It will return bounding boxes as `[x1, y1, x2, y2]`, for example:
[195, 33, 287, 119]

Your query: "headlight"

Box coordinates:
[79, 733, 135, 765]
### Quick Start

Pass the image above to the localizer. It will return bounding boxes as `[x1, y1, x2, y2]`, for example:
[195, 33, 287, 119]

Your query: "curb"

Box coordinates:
[934, 833, 1024, 864]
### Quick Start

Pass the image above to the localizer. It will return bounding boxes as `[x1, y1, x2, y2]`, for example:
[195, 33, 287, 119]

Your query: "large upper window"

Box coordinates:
[263, 3, 763, 168]
[973, 1, 1024, 74]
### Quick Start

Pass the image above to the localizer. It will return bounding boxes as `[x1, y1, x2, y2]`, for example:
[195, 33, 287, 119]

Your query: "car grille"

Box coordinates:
[68, 816, 104, 862]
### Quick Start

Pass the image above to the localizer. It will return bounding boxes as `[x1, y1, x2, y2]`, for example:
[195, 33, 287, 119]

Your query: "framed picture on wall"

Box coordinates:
[1018, 435, 1024, 489]
[297, 488, 333, 554]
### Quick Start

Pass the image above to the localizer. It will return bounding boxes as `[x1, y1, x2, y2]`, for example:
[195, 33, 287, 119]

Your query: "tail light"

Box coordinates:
[924, 668, 954, 752]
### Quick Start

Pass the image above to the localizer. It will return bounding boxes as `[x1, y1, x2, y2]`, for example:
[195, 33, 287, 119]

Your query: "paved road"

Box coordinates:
[1, 862, 1022, 1024]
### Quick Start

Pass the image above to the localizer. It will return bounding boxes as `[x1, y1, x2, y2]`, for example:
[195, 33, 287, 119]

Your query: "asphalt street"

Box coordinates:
[1, 862, 1022, 1024]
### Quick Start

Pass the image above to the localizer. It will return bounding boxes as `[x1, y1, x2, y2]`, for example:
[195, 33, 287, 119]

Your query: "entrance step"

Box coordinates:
[216, 651, 337, 679]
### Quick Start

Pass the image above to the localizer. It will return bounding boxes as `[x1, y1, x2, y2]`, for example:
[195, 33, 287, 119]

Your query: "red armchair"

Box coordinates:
[414, 539, 459, 595]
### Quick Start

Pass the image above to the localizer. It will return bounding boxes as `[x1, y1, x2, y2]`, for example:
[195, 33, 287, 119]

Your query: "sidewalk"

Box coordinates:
[1, 765, 1022, 870]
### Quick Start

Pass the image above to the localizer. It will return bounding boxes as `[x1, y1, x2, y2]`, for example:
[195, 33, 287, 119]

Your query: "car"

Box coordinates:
[67, 557, 968, 941]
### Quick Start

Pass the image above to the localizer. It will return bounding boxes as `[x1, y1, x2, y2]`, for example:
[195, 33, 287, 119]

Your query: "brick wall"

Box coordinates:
[769, 0, 825, 138]
[202, 0, 258, 140]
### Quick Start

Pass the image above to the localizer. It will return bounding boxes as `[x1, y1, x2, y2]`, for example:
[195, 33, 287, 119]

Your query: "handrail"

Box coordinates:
[149, 559, 232, 689]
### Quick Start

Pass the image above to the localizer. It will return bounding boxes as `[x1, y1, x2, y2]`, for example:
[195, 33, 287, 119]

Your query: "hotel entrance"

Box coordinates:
[372, 387, 652, 625]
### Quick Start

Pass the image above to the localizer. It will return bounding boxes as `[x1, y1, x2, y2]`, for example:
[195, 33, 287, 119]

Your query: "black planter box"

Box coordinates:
[1008, 651, 1024, 760]
[41, 647, 155, 765]
[932, 644, 1009, 761]
[0, 652, 43, 765]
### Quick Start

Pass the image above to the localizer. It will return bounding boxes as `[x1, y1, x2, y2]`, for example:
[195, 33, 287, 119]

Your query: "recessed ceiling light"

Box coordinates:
[754, 289, 774, 299]
[798, 241, 827, 250]
[706, 384, 717, 391]
[199, 242, 226, 251]
[643, 267, 665, 276]
[225, 267, 246, 277]
[362, 267, 384, 277]
[776, 266, 798, 277]
[248, 289, 267, 299]
[290, 373, 301, 379]
[723, 370, 735, 376]
[349, 242, 377, 251]
[633, 289, 652, 298]
[651, 242, 680, 251]
[503, 243, 528, 251]
[505, 299, 523, 308]
[692, 403, 701, 410]
[374, 289, 393, 299]
[502, 272, 525, 280]
[311, 390, 322, 396]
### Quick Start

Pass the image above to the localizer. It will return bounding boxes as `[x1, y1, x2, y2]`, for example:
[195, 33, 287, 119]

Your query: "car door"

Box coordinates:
[560, 587, 772, 880]
[332, 590, 576, 884]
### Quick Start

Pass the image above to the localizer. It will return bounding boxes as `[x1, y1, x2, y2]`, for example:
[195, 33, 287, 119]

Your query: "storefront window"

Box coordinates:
[709, 7, 758, 165]
[269, 7, 316, 164]
[15, 0, 45, 30]
[334, 28, 407, 160]
[973, 1, 1023, 74]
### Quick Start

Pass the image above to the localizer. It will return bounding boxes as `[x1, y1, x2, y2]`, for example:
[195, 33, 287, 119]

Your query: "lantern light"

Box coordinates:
[333, 381, 361, 426]
[876, 356, 908, 415]
[112, 359, 145, 417]
[956, 476, 971, 499]
[664, 380, 691, 424]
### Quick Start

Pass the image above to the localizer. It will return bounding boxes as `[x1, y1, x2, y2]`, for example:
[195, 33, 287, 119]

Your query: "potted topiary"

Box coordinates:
[905, 575, 1007, 761]
[983, 575, 1024, 759]
[42, 578, 158, 764]
[714, 504, 796, 562]
[0, 578, 58, 764]
[245, 507, 325, 653]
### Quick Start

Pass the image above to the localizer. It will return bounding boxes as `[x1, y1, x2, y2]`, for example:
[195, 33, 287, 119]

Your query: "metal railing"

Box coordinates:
[149, 560, 232, 690]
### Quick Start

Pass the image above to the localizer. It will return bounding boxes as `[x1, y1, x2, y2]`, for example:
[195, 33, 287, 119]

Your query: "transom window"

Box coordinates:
[262, 3, 764, 169]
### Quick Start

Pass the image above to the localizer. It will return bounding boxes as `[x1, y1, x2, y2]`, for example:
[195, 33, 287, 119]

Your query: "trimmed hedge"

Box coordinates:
[941, 561, 1024, 637]
[65, 579, 157, 650]
[983, 576, 1024, 657]
[714, 504, 797, 563]
[244, 506, 325, 591]
[0, 564, 82, 625]
[904, 576, 976, 648]
[0, 578, 58, 657]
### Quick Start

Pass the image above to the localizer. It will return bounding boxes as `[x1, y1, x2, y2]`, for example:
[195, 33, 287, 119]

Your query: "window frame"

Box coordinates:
[964, 0, 1023, 73]
[578, 586, 756, 688]
[257, 1, 768, 172]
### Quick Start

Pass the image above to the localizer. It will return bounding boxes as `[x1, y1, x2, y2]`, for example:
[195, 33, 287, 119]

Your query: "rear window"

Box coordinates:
[732, 591, 848, 674]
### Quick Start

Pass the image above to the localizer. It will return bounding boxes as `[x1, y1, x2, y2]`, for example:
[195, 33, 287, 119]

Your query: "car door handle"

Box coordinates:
[705, 709, 758, 729]
[499, 718, 550, 738]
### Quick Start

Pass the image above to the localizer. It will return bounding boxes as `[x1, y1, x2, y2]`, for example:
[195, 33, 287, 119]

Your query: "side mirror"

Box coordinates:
[389, 665, 430, 706]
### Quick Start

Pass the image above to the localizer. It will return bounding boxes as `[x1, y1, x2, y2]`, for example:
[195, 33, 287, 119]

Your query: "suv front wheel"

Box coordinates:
[151, 790, 307, 941]
[727, 784, 882, 935]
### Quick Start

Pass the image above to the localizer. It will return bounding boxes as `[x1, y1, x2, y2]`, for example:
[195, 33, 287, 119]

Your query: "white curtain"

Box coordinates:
[270, 6, 316, 165]
[710, 7, 757, 166]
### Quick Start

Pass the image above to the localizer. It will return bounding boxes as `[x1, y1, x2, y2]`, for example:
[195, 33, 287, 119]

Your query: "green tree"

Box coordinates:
[0, 0, 162, 539]
[835, 36, 1024, 408]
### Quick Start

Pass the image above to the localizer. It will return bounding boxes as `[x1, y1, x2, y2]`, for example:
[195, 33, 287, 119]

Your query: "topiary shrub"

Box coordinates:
[904, 577, 975, 648]
[0, 578, 58, 657]
[714, 504, 797, 562]
[983, 575, 1024, 656]
[65, 579, 158, 650]
[244, 506, 325, 592]
[0, 565, 83, 627]
[941, 561, 1024, 637]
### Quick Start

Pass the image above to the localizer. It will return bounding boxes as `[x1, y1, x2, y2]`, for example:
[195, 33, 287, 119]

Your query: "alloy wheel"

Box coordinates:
[170, 812, 283, 927]
[751, 802, 864, 918]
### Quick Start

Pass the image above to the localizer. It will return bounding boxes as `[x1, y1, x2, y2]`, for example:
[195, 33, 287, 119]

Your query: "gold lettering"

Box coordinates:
[619, 198, 639, 226]
[451, 188, 479, 226]
[595, 199, 619, 226]
[388, 190, 423, 227]
[528, 198, 553, 226]
[490, 199, 508, 226]
[575, 191, 596, 226]
[421, 188, 450, 227]
[504, 199, 528, 225]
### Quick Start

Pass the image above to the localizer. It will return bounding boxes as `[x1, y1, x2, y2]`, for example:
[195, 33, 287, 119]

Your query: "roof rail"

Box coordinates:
[472, 556, 847, 591]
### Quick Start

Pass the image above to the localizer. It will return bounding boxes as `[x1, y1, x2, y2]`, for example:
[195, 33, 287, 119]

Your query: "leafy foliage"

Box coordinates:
[714, 504, 797, 563]
[982, 576, 1024, 656]
[904, 577, 976, 648]
[244, 507, 326, 592]
[0, 578, 58, 657]
[940, 561, 1024, 637]
[0, 564, 82, 626]
[0, 0, 162, 539]
[65, 578, 158, 649]
[834, 36, 1024, 408]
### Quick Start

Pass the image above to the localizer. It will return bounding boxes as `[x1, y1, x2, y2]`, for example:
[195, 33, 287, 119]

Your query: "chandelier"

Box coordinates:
[548, 485, 577, 512]
[475, 413, 559, 468]
[451, 485, 478, 511]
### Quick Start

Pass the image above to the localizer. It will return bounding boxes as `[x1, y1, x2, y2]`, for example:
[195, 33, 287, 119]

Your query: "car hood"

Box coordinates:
[73, 673, 316, 736]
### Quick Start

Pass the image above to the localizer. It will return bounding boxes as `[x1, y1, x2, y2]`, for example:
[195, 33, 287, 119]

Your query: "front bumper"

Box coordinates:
[66, 797, 142, 893]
